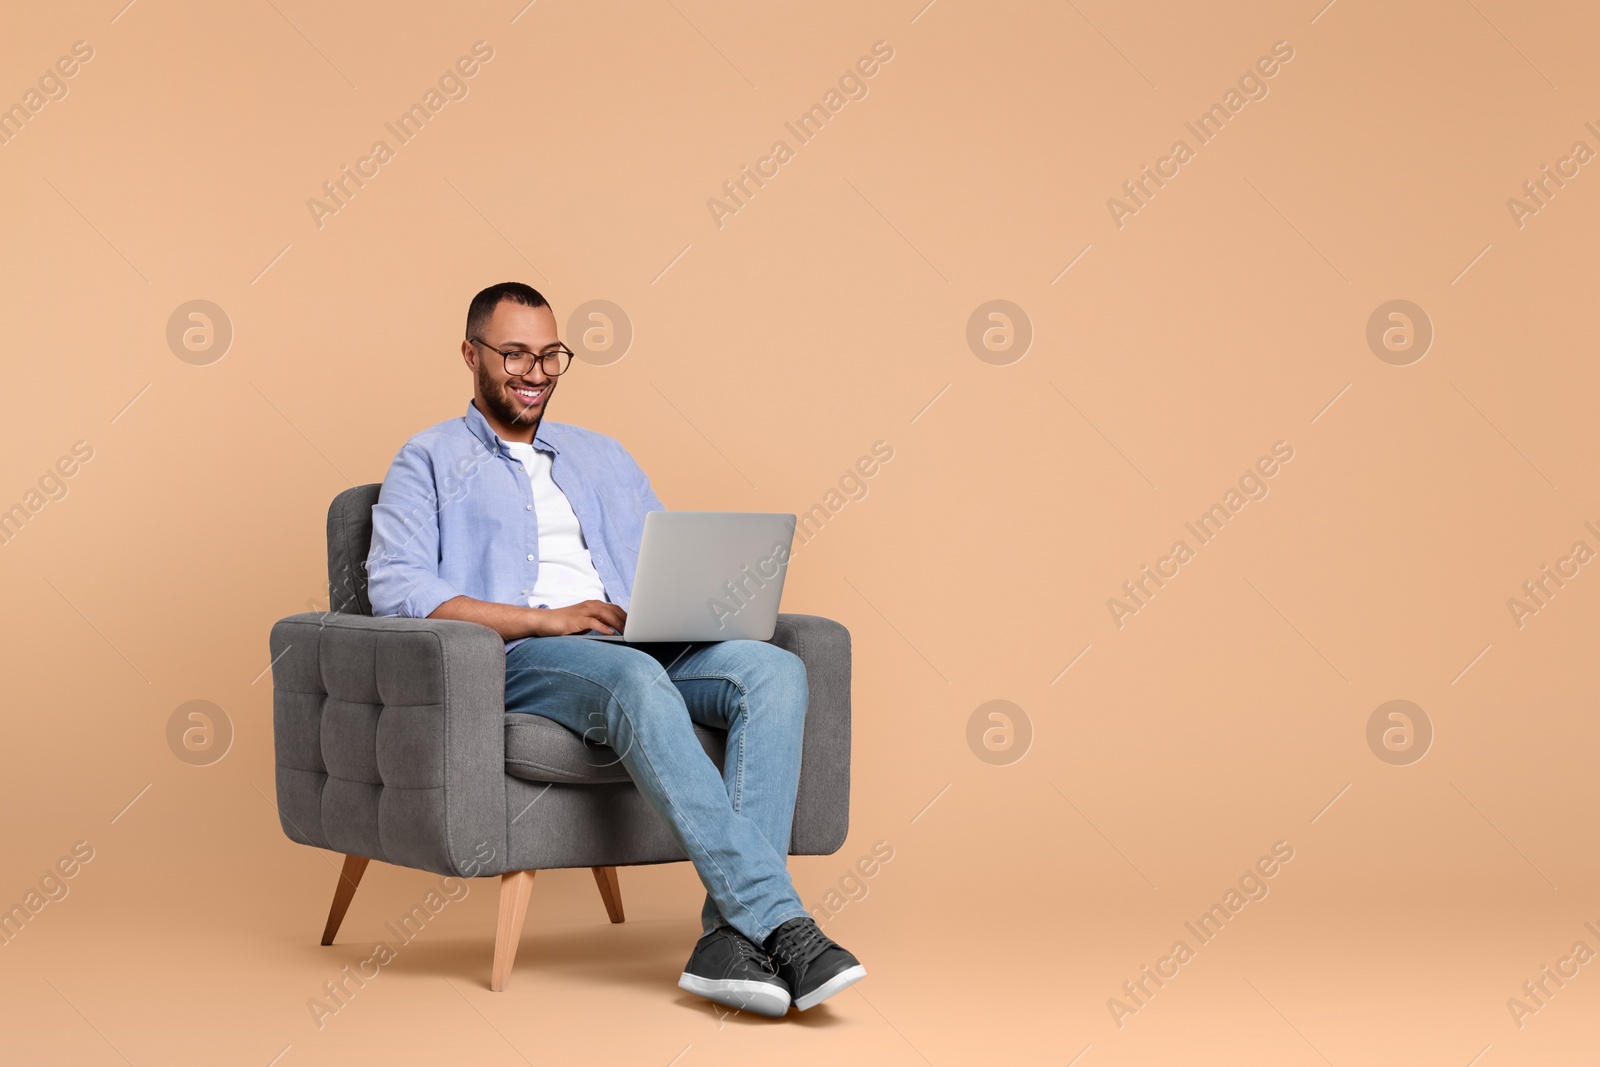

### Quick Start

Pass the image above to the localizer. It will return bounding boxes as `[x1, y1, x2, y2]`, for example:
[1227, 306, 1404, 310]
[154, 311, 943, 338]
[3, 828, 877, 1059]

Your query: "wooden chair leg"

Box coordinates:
[320, 854, 370, 946]
[590, 866, 625, 924]
[491, 870, 536, 992]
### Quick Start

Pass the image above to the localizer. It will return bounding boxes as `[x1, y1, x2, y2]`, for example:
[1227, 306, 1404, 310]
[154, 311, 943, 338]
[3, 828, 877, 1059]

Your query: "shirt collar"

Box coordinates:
[464, 399, 560, 455]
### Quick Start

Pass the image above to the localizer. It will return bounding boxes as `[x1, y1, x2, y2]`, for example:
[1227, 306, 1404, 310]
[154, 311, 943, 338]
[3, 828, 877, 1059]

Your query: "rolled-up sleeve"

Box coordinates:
[366, 443, 463, 619]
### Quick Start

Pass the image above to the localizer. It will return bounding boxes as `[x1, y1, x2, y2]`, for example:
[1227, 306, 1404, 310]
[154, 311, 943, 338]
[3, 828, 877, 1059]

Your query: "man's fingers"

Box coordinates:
[541, 602, 625, 635]
[580, 610, 621, 634]
[587, 601, 627, 628]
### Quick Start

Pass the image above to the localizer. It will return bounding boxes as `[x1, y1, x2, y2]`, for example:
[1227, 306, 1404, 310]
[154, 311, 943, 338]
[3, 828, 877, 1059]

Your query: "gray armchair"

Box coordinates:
[269, 485, 852, 989]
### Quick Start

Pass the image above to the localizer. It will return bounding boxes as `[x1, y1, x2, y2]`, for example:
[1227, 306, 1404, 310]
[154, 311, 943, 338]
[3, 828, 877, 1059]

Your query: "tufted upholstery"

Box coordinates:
[270, 484, 852, 879]
[272, 613, 508, 876]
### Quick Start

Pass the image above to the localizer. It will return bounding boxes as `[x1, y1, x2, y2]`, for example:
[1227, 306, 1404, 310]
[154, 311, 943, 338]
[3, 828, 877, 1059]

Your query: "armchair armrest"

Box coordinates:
[269, 612, 510, 878]
[767, 613, 852, 855]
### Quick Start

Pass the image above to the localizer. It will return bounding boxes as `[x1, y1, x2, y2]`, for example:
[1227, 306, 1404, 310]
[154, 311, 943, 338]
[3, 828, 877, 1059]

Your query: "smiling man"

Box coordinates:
[364, 282, 866, 1016]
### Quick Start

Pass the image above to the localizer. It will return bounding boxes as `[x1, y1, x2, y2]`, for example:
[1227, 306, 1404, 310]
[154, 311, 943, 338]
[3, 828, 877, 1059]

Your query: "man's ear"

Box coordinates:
[461, 338, 479, 370]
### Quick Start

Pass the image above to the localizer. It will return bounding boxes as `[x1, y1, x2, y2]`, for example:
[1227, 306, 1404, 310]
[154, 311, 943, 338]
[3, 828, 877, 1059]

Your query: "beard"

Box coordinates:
[476, 360, 552, 431]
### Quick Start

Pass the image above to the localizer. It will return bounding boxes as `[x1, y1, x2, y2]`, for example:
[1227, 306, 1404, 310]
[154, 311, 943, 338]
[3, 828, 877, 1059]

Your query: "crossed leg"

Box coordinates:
[503, 635, 811, 945]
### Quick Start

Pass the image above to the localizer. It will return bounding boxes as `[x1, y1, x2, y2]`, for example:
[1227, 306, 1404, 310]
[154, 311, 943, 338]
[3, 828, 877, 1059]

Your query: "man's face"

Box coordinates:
[462, 300, 561, 438]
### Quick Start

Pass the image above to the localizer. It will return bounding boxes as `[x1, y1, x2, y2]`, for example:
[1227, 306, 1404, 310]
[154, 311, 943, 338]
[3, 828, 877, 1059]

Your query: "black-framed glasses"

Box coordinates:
[470, 336, 575, 377]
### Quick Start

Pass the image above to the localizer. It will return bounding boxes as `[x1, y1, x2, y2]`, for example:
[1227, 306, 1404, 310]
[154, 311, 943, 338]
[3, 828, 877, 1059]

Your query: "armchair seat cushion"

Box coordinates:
[503, 713, 727, 785]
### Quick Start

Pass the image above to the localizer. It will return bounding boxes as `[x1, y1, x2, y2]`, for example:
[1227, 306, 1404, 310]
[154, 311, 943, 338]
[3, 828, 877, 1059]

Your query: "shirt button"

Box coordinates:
[526, 504, 533, 511]
[526, 554, 535, 561]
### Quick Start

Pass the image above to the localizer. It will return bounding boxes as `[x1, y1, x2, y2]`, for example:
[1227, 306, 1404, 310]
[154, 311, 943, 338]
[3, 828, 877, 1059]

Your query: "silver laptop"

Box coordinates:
[575, 511, 797, 643]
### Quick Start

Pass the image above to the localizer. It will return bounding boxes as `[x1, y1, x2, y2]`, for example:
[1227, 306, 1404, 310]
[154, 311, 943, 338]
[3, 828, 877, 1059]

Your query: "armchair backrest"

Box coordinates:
[327, 483, 382, 615]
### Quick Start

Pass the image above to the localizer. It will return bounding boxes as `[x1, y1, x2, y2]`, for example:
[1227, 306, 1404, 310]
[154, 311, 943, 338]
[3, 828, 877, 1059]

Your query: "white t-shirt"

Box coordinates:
[501, 439, 609, 609]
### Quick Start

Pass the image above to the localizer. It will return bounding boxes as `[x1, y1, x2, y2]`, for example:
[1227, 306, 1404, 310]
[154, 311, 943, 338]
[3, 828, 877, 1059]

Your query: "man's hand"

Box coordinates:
[527, 600, 628, 637]
[428, 595, 627, 641]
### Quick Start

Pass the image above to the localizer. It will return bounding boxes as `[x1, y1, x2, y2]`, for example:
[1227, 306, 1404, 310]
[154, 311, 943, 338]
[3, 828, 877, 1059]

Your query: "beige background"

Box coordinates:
[2, 0, 1598, 1063]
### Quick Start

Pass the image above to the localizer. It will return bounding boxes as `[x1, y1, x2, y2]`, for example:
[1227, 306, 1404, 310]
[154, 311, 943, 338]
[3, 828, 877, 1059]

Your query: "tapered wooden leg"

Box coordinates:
[491, 870, 536, 992]
[320, 854, 370, 946]
[590, 866, 625, 923]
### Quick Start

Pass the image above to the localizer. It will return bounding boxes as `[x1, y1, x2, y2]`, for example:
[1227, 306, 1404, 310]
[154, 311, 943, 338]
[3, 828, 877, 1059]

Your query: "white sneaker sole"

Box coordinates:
[678, 973, 791, 1018]
[794, 964, 867, 1011]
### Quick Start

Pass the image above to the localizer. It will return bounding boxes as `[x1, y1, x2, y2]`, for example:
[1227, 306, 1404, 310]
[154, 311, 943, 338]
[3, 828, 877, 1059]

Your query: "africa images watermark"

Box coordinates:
[1107, 840, 1296, 1029]
[1505, 121, 1600, 230]
[967, 699, 1033, 766]
[1505, 920, 1600, 1030]
[1106, 40, 1297, 229]
[0, 440, 95, 549]
[1106, 441, 1296, 629]
[0, 840, 96, 948]
[306, 841, 496, 1029]
[706, 40, 896, 229]
[0, 39, 95, 148]
[790, 439, 895, 553]
[306, 41, 495, 230]
[1504, 520, 1600, 630]
[706, 537, 792, 632]
[808, 839, 895, 932]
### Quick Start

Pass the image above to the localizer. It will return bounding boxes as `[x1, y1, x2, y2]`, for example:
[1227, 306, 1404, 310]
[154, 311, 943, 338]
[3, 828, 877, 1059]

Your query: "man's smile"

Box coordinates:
[508, 381, 549, 405]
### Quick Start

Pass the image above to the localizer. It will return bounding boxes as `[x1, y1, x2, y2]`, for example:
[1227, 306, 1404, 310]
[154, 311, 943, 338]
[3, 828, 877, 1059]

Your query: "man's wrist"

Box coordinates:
[517, 605, 548, 639]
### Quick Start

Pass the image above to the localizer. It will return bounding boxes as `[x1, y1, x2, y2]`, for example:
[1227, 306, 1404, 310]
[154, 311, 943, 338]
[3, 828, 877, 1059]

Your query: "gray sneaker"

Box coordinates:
[678, 925, 791, 1017]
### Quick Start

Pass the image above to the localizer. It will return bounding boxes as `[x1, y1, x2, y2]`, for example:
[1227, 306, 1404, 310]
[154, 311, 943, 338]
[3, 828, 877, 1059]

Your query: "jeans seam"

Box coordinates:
[734, 726, 745, 812]
[669, 670, 755, 813]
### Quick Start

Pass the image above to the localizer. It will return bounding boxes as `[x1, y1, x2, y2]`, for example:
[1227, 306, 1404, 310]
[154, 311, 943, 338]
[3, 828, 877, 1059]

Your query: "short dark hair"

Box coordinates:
[465, 282, 549, 341]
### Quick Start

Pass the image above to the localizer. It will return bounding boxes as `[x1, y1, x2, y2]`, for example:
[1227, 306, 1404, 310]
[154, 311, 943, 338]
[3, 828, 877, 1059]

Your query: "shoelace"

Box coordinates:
[770, 921, 832, 972]
[730, 930, 777, 972]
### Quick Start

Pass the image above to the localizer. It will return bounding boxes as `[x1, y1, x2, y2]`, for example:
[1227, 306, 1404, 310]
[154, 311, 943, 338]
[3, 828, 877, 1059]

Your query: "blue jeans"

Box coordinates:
[503, 636, 812, 945]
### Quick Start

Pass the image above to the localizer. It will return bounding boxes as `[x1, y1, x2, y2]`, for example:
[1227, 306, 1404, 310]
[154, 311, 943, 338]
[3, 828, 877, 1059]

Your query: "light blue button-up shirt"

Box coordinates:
[366, 400, 665, 651]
